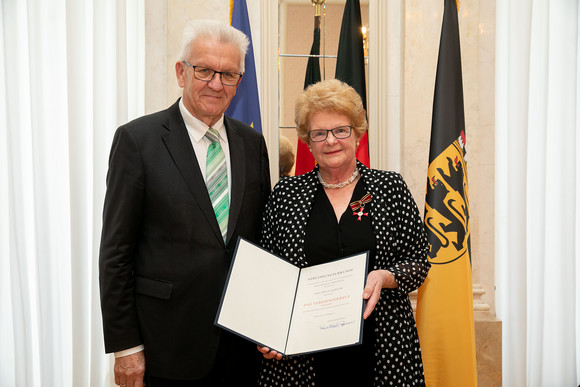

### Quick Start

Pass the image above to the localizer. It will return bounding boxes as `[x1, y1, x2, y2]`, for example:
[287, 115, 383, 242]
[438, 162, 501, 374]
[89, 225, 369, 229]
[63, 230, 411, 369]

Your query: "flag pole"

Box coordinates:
[312, 0, 324, 75]
[312, 0, 324, 18]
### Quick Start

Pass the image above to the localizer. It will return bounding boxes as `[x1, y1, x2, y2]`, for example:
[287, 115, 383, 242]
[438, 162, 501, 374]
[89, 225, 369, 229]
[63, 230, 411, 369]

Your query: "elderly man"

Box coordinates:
[99, 20, 271, 386]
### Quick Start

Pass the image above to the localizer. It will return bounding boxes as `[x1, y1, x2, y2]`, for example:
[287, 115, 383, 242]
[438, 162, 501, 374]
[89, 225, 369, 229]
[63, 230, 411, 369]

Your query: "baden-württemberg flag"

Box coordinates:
[415, 0, 477, 386]
[226, 0, 262, 133]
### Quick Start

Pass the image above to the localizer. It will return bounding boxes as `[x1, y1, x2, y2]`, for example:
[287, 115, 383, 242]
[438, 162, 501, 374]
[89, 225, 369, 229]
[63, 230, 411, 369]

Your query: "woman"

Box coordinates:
[257, 79, 430, 386]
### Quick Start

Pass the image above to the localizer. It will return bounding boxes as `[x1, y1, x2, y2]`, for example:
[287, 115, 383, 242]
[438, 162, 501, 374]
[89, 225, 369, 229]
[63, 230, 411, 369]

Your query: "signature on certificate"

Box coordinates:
[319, 320, 355, 330]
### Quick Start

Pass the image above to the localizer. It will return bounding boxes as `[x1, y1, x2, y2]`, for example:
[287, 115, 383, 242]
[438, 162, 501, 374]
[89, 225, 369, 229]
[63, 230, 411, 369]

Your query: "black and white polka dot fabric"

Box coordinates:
[258, 161, 430, 386]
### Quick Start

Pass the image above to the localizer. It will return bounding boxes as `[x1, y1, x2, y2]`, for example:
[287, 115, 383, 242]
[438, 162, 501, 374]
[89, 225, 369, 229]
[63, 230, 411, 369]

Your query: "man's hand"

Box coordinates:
[114, 351, 146, 387]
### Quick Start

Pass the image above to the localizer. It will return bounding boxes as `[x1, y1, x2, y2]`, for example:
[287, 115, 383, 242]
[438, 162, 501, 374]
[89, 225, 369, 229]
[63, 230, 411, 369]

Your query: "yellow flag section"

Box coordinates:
[415, 0, 477, 385]
[416, 134, 477, 386]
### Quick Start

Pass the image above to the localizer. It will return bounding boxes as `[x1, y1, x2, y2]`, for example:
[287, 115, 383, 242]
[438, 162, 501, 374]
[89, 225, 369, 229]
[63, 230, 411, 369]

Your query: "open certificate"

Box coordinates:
[215, 238, 369, 356]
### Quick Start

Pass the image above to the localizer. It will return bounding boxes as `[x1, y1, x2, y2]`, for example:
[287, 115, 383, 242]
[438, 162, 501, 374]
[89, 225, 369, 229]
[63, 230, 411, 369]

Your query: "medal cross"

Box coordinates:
[354, 210, 368, 221]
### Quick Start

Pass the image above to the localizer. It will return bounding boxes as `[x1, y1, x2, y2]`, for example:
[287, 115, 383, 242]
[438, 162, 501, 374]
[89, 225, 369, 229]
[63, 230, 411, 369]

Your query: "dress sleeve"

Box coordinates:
[260, 180, 284, 254]
[388, 173, 430, 294]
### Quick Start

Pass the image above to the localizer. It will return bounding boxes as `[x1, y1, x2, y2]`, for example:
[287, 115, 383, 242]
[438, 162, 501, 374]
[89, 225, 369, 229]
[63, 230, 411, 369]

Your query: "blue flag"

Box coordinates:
[226, 0, 262, 133]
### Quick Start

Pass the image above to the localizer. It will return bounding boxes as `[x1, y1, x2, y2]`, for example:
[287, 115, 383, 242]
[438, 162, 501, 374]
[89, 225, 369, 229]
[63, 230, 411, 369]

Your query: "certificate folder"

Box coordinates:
[215, 238, 369, 356]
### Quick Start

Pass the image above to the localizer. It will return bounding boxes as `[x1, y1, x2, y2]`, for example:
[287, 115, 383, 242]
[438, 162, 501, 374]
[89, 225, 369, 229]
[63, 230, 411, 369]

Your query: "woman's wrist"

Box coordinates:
[382, 270, 398, 289]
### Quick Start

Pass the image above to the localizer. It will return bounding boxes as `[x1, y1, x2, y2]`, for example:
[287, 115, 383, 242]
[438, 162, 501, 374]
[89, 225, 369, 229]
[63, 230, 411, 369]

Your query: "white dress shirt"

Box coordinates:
[179, 98, 232, 197]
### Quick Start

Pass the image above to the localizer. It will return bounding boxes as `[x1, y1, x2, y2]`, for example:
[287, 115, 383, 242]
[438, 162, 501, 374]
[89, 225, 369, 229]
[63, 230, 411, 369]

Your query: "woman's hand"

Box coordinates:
[257, 345, 283, 360]
[362, 269, 398, 319]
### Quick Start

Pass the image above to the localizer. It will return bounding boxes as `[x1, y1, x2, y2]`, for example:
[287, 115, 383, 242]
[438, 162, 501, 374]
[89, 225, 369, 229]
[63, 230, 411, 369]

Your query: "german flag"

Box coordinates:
[335, 0, 369, 167]
[293, 6, 321, 176]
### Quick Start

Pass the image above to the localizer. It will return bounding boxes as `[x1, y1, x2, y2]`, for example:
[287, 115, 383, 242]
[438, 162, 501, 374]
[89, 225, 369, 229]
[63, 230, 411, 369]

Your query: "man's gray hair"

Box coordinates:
[179, 19, 250, 73]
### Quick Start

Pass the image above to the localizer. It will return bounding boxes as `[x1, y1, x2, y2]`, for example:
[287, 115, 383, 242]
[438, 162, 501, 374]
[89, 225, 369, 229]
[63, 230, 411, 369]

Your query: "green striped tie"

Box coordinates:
[205, 128, 228, 241]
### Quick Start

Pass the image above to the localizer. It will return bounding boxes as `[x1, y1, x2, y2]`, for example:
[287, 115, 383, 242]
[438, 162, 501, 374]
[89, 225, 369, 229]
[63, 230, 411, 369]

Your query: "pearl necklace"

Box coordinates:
[317, 168, 359, 189]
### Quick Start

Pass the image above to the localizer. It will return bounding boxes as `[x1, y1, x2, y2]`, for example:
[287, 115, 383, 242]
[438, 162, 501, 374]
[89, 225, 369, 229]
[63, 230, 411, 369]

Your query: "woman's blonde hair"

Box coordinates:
[295, 79, 368, 144]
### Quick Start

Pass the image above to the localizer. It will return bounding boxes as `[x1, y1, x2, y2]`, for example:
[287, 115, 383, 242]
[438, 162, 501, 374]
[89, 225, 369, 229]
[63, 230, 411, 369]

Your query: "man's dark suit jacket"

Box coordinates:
[99, 99, 271, 380]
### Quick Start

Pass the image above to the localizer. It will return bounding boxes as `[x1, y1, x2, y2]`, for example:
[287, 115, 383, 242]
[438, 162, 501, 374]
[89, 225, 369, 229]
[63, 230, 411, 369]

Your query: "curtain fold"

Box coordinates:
[0, 0, 144, 385]
[576, 5, 580, 382]
[496, 0, 579, 385]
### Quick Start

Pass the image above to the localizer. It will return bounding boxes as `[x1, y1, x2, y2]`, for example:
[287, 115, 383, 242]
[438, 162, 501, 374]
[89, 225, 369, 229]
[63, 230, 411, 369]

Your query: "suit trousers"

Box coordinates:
[146, 331, 260, 386]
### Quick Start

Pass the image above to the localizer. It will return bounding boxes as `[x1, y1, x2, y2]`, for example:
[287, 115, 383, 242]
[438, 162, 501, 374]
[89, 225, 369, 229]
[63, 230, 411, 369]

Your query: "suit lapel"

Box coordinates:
[161, 101, 223, 242]
[224, 117, 245, 243]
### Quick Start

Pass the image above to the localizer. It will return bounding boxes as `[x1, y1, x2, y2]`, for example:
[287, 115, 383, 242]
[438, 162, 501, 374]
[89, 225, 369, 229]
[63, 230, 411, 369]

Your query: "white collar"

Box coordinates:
[178, 98, 226, 142]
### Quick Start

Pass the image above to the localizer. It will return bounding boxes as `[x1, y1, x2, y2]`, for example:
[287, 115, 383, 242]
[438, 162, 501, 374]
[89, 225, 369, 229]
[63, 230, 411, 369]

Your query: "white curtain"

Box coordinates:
[0, 0, 144, 386]
[496, 1, 579, 386]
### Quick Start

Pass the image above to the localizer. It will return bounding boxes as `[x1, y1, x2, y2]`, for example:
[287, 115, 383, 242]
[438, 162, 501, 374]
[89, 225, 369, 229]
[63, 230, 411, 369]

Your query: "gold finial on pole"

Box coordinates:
[311, 0, 324, 17]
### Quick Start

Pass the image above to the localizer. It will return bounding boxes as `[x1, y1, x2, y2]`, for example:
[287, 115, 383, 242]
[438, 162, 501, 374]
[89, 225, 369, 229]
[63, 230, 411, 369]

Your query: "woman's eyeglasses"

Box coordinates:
[308, 126, 353, 142]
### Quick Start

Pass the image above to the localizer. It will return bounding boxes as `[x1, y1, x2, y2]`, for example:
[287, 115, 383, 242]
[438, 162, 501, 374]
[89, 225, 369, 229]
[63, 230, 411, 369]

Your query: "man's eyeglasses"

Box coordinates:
[308, 126, 353, 142]
[182, 61, 242, 86]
